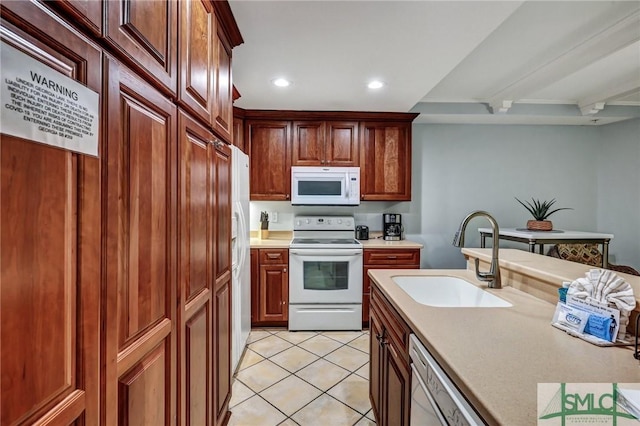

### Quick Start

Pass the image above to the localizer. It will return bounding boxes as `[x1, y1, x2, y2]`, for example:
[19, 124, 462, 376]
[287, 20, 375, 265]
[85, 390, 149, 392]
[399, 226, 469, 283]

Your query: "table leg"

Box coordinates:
[481, 234, 486, 248]
[602, 240, 609, 268]
[528, 242, 535, 253]
[538, 244, 545, 255]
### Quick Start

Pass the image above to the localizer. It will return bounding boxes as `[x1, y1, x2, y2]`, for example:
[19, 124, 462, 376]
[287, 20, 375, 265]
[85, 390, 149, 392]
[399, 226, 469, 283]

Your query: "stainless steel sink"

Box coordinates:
[392, 276, 512, 308]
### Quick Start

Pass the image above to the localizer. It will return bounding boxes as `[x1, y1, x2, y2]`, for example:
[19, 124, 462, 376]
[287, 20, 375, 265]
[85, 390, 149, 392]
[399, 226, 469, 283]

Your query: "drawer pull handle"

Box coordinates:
[387, 256, 397, 259]
[267, 254, 280, 259]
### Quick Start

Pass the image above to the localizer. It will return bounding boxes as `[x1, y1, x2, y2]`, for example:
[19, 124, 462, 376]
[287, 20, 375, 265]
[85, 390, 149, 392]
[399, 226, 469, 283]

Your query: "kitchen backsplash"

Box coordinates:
[249, 201, 421, 234]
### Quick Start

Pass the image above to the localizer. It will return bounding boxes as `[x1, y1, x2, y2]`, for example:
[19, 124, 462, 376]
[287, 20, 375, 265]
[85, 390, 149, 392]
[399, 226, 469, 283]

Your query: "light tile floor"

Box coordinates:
[229, 329, 376, 426]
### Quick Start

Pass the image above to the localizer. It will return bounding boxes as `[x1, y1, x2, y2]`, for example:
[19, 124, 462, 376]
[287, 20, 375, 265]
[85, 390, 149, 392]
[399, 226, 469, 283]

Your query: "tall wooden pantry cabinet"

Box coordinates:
[0, 1, 243, 425]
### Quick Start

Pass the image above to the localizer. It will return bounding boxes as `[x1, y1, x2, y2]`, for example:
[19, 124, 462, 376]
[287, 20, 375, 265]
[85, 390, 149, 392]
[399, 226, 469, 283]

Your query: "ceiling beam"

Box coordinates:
[487, 9, 640, 112]
[579, 74, 640, 115]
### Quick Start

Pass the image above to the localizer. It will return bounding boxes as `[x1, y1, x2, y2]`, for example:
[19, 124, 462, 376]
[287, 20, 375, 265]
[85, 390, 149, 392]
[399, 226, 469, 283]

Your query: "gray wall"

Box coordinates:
[413, 119, 640, 270]
[596, 118, 640, 269]
[249, 118, 640, 271]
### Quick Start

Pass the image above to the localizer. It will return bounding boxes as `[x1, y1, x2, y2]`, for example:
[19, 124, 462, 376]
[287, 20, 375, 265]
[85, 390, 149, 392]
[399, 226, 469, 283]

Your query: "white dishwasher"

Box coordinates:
[409, 334, 485, 426]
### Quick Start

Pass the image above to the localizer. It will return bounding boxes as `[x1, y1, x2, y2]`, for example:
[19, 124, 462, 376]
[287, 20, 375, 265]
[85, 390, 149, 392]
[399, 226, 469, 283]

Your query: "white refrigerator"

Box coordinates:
[231, 145, 250, 372]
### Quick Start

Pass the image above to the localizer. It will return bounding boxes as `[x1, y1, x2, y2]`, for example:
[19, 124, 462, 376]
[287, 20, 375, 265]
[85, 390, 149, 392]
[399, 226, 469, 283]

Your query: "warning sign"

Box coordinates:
[1, 42, 99, 156]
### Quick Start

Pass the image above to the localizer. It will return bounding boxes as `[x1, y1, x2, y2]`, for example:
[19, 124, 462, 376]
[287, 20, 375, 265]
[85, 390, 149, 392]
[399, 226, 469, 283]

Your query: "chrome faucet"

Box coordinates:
[452, 210, 502, 289]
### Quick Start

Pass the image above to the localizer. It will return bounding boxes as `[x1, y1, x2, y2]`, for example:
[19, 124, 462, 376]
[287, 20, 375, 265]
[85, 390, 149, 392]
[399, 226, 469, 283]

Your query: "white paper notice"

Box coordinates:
[1, 42, 99, 157]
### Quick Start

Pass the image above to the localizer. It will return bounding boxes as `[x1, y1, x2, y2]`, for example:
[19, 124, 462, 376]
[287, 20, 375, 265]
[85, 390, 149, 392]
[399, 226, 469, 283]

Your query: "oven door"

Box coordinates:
[289, 248, 363, 303]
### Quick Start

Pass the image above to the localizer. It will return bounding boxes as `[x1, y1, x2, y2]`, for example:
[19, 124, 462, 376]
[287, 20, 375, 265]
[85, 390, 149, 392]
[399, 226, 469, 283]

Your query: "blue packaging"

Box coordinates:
[583, 314, 613, 342]
[558, 288, 567, 303]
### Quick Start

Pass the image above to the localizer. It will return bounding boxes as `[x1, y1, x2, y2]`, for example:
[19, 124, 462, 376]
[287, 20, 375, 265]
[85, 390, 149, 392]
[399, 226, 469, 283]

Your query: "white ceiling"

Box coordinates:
[229, 1, 640, 126]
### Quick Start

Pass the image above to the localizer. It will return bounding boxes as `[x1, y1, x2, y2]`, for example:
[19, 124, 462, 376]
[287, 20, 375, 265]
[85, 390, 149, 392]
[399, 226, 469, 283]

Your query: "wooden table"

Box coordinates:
[478, 228, 614, 268]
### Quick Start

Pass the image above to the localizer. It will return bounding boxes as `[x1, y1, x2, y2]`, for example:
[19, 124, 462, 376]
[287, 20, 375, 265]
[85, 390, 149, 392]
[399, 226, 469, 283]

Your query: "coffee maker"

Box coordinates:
[383, 213, 403, 241]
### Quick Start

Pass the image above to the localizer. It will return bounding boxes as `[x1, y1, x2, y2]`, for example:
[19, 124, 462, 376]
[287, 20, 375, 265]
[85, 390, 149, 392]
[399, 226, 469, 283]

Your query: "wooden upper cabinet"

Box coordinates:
[105, 0, 178, 95]
[359, 122, 412, 201]
[326, 121, 359, 166]
[213, 26, 233, 143]
[233, 116, 245, 152]
[247, 120, 292, 200]
[178, 0, 216, 126]
[0, 2, 102, 425]
[47, 0, 102, 36]
[292, 121, 325, 166]
[103, 56, 177, 426]
[292, 121, 358, 166]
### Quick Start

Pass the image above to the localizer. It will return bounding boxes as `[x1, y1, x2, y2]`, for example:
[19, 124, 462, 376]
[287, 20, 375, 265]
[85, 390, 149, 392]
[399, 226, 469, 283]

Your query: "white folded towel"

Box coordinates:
[567, 268, 636, 340]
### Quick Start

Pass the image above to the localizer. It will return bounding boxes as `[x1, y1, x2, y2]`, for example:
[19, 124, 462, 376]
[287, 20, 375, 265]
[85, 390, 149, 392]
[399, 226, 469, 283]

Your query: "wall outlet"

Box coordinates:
[270, 211, 279, 223]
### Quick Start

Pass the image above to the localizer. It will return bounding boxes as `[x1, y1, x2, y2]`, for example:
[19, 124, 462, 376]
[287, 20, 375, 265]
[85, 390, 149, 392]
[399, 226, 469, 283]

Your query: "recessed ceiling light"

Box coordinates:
[368, 80, 385, 89]
[272, 78, 291, 87]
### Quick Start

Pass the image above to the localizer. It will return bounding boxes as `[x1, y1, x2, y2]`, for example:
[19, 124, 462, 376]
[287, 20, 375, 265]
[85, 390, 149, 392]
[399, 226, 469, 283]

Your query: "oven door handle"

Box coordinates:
[289, 249, 363, 256]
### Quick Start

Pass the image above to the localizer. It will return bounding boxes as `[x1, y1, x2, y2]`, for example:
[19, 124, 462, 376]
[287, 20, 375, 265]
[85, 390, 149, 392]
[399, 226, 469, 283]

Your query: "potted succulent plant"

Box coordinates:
[515, 197, 572, 231]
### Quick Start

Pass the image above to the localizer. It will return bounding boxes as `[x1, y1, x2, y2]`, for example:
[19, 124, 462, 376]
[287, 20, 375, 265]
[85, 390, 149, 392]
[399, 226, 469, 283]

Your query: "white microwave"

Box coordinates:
[291, 166, 360, 205]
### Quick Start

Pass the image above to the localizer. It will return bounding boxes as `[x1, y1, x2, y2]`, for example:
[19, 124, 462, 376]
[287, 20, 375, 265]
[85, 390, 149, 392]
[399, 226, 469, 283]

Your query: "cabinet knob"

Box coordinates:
[283, 268, 287, 273]
[286, 194, 290, 200]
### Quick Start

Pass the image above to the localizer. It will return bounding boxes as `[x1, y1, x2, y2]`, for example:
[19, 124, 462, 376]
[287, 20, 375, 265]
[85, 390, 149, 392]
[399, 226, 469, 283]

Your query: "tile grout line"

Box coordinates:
[233, 330, 375, 425]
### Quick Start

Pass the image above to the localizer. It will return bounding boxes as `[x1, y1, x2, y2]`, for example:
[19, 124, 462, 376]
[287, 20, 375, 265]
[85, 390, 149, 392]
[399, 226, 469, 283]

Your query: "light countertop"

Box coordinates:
[250, 231, 292, 249]
[249, 230, 423, 250]
[368, 249, 640, 425]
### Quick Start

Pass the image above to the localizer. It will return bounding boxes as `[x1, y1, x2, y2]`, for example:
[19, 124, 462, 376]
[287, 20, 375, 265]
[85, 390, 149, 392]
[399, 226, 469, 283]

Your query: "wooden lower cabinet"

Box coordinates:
[363, 249, 420, 326]
[213, 274, 232, 425]
[369, 284, 411, 426]
[250, 248, 289, 325]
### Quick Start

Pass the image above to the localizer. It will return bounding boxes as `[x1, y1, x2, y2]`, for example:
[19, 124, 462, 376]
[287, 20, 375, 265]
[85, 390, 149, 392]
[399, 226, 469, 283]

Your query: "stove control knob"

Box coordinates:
[305, 219, 310, 224]
[337, 219, 342, 224]
[327, 219, 332, 225]
[296, 220, 301, 226]
[345, 220, 351, 226]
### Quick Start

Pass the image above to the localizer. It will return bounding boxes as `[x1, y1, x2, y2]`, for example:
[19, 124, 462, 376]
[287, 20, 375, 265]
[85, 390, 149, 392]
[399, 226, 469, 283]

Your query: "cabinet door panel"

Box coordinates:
[0, 3, 101, 424]
[105, 0, 178, 94]
[118, 91, 171, 346]
[213, 276, 232, 425]
[369, 308, 383, 423]
[104, 57, 177, 426]
[385, 340, 410, 426]
[247, 121, 291, 200]
[213, 28, 233, 143]
[292, 121, 325, 166]
[118, 342, 170, 425]
[179, 0, 214, 125]
[250, 249, 259, 324]
[326, 121, 358, 166]
[179, 110, 212, 301]
[259, 265, 288, 321]
[48, 0, 102, 36]
[185, 305, 211, 426]
[360, 122, 411, 201]
[214, 143, 232, 280]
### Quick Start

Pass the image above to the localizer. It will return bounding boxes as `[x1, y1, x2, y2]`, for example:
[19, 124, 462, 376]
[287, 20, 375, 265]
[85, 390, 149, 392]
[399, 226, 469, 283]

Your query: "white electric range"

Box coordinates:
[288, 215, 363, 331]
